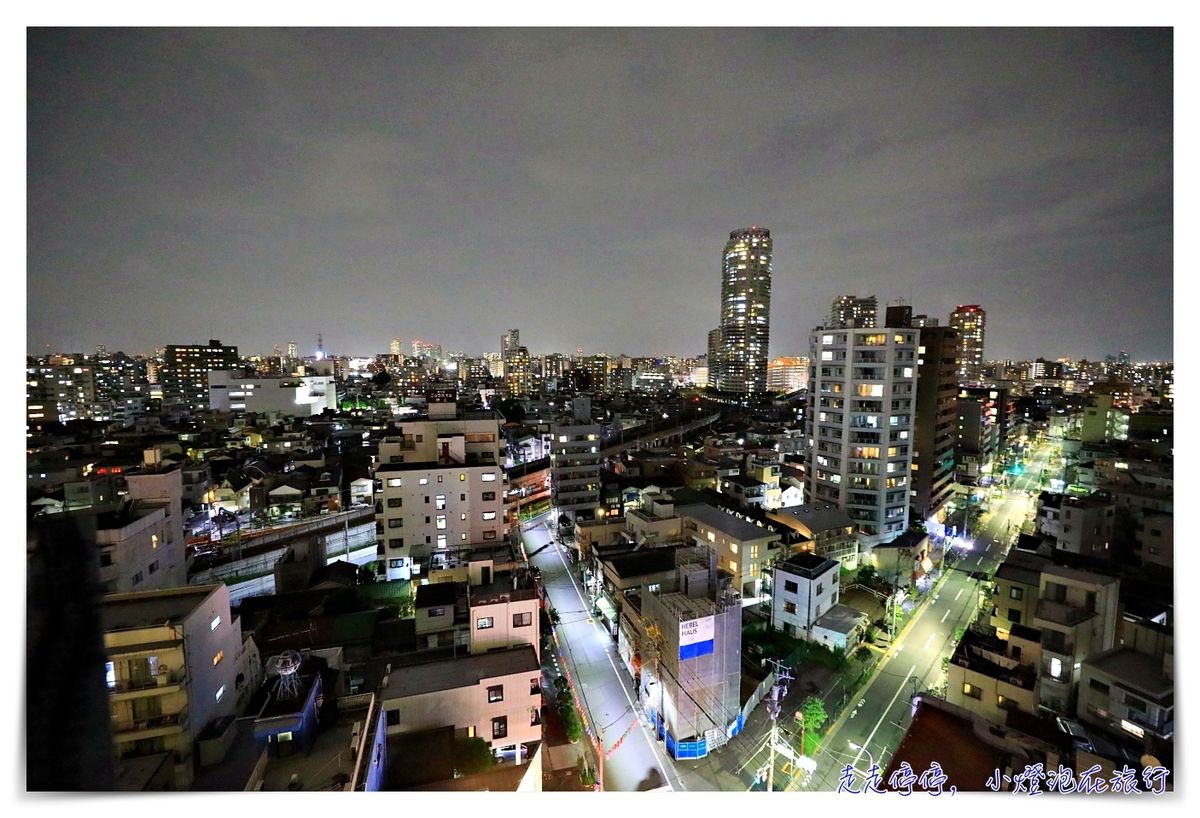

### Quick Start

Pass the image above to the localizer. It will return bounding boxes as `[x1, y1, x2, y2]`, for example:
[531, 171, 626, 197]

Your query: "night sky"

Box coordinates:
[27, 28, 1173, 362]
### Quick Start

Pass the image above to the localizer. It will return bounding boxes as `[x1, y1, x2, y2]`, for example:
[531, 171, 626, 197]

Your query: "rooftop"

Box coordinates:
[415, 582, 460, 608]
[882, 697, 1007, 792]
[676, 503, 777, 542]
[813, 603, 869, 636]
[605, 546, 679, 580]
[380, 645, 540, 700]
[769, 503, 854, 534]
[778, 551, 839, 579]
[100, 585, 222, 632]
[1085, 647, 1172, 701]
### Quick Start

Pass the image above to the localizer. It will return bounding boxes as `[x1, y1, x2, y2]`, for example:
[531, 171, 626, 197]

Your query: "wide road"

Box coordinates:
[523, 512, 687, 792]
[795, 440, 1054, 791]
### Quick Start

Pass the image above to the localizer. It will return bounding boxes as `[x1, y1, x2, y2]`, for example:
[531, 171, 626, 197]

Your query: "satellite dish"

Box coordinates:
[272, 650, 304, 699]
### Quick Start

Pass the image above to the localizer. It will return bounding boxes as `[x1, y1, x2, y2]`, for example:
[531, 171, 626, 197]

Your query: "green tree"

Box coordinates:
[452, 737, 498, 776]
[371, 370, 392, 388]
[854, 645, 873, 664]
[557, 697, 583, 743]
[856, 564, 879, 588]
[798, 696, 828, 733]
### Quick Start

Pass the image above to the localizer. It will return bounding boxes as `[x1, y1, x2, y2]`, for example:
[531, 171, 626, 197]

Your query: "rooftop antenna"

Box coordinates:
[272, 650, 304, 699]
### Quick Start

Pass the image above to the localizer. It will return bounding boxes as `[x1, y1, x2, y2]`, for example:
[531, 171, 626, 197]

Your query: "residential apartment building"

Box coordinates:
[912, 323, 959, 521]
[549, 421, 603, 519]
[805, 321, 919, 548]
[468, 561, 541, 663]
[1078, 646, 1174, 747]
[374, 396, 508, 581]
[93, 501, 186, 593]
[949, 305, 986, 386]
[711, 227, 772, 394]
[767, 503, 859, 569]
[829, 294, 878, 328]
[767, 356, 809, 393]
[159, 340, 239, 413]
[504, 346, 533, 398]
[207, 371, 337, 416]
[376, 646, 543, 756]
[769, 552, 840, 639]
[101, 585, 259, 789]
[676, 503, 779, 600]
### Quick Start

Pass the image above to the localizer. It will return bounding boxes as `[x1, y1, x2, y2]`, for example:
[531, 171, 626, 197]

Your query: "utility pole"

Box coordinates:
[764, 660, 792, 792]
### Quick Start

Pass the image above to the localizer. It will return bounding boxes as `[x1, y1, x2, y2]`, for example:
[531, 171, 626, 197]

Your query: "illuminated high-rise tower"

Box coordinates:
[714, 227, 772, 393]
[949, 305, 986, 386]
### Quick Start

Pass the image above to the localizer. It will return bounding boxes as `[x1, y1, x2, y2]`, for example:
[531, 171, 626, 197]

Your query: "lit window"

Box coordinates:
[488, 685, 504, 703]
[483, 511, 497, 520]
[477, 617, 494, 629]
[460, 473, 466, 481]
[215, 685, 226, 703]
[707, 532, 715, 543]
[436, 516, 446, 529]
[151, 534, 158, 549]
[210, 615, 221, 632]
[213, 650, 224, 666]
[729, 560, 738, 572]
[482, 473, 496, 482]
[1050, 657, 1062, 678]
[437, 534, 447, 548]
[435, 495, 446, 509]
[387, 478, 403, 487]
[419, 478, 428, 485]
[730, 543, 738, 554]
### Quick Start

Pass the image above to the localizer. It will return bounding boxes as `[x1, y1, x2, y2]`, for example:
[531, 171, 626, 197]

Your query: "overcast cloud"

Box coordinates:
[27, 28, 1172, 362]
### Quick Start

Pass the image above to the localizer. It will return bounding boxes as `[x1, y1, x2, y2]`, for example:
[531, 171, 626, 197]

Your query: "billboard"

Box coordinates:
[679, 616, 715, 661]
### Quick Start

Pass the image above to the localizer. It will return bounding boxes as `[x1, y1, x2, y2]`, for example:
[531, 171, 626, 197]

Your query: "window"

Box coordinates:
[492, 716, 508, 739]
[428, 607, 446, 617]
[387, 478, 403, 487]
[1011, 646, 1022, 660]
[482, 473, 497, 482]
[389, 538, 404, 549]
[461, 513, 467, 520]
[100, 552, 113, 567]
[389, 559, 403, 568]
[784, 580, 798, 594]
[461, 533, 468, 540]
[816, 583, 824, 596]
[1050, 657, 1063, 679]
[436, 495, 446, 509]
[1088, 678, 1110, 695]
[513, 612, 532, 627]
[424, 496, 430, 503]
[419, 478, 428, 485]
[215, 685, 226, 703]
[477, 617, 494, 629]
[459, 474, 466, 481]
[997, 695, 1019, 711]
[784, 601, 797, 615]
[387, 497, 402, 508]
[460, 494, 466, 501]
[482, 491, 496, 501]
[963, 683, 982, 700]
[531, 678, 541, 695]
[425, 516, 431, 523]
[148, 560, 159, 575]
[483, 511, 497, 520]
[483, 531, 497, 540]
[105, 661, 116, 689]
[488, 685, 504, 703]
[437, 475, 444, 483]
[386, 709, 400, 726]
[388, 518, 404, 528]
[1008, 609, 1022, 624]
[211, 615, 221, 632]
[1009, 586, 1023, 600]
[437, 534, 447, 549]
[132, 571, 144, 586]
[436, 515, 447, 529]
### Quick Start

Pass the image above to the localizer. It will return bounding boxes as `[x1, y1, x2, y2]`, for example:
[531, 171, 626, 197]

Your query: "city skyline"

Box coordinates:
[28, 29, 1172, 361]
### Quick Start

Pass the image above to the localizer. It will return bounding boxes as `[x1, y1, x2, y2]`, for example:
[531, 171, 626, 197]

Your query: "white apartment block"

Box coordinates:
[675, 503, 779, 601]
[806, 325, 919, 548]
[101, 585, 259, 790]
[374, 399, 509, 582]
[96, 502, 186, 594]
[770, 552, 841, 639]
[207, 370, 337, 416]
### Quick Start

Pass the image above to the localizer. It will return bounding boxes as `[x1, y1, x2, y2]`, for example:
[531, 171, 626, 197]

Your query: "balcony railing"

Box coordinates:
[1035, 598, 1094, 627]
[109, 669, 186, 694]
[111, 711, 188, 735]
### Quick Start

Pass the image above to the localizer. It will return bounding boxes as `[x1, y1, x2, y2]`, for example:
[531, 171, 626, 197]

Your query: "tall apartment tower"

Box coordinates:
[805, 317, 918, 549]
[501, 329, 520, 359]
[706, 328, 723, 388]
[830, 295, 878, 328]
[504, 346, 533, 397]
[949, 305, 986, 386]
[713, 227, 772, 393]
[161, 340, 238, 413]
[910, 319, 960, 522]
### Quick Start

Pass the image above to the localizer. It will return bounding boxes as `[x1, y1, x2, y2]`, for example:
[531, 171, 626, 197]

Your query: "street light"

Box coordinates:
[848, 740, 877, 773]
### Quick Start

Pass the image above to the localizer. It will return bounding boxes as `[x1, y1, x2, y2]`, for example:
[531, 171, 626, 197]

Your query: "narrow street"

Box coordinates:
[523, 513, 685, 791]
[796, 440, 1055, 791]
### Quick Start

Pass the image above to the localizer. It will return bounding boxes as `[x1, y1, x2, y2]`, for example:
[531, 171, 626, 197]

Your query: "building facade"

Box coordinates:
[949, 306, 986, 386]
[830, 295, 878, 328]
[160, 340, 239, 413]
[912, 324, 959, 521]
[805, 322, 919, 548]
[713, 227, 772, 394]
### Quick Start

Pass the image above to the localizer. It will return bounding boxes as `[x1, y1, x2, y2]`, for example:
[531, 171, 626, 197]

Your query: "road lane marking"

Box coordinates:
[923, 633, 936, 651]
[850, 663, 917, 772]
[955, 589, 963, 601]
[940, 609, 950, 624]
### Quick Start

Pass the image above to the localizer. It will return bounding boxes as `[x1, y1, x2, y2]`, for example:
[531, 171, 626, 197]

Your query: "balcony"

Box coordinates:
[1035, 598, 1094, 627]
[112, 711, 189, 739]
[109, 669, 186, 700]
